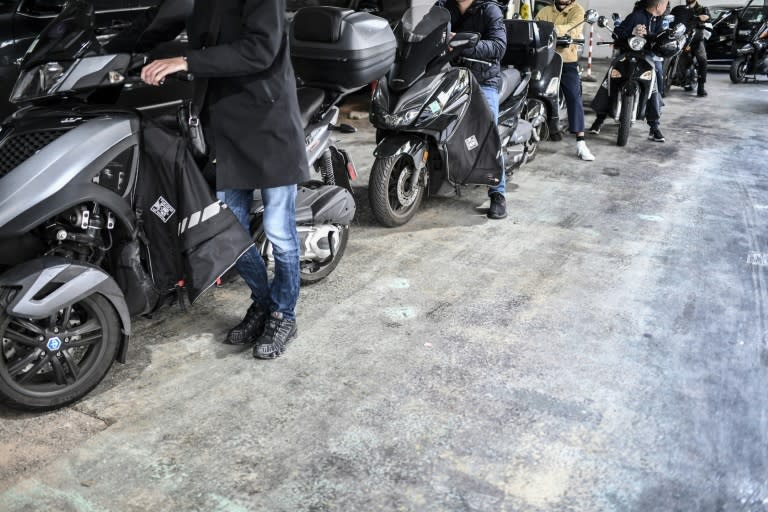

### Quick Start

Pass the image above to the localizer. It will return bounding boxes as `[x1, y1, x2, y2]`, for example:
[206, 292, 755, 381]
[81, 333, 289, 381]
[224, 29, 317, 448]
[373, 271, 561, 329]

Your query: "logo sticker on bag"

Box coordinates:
[151, 196, 176, 223]
[465, 135, 479, 151]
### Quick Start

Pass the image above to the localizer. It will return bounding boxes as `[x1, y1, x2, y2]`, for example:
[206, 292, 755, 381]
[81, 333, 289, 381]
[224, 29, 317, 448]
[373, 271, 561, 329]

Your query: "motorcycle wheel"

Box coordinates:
[0, 289, 120, 411]
[617, 92, 634, 148]
[730, 57, 748, 83]
[662, 58, 675, 97]
[298, 224, 349, 285]
[369, 154, 425, 227]
[523, 98, 549, 147]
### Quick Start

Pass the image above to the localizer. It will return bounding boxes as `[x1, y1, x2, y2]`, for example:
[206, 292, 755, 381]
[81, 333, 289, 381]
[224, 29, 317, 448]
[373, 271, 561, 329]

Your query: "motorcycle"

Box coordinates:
[730, 20, 768, 83]
[0, 2, 369, 410]
[368, 5, 535, 227]
[523, 11, 599, 144]
[663, 16, 715, 96]
[593, 15, 687, 147]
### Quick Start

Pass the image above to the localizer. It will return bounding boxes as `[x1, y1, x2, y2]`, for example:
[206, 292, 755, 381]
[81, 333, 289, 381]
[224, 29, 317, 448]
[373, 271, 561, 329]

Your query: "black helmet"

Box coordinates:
[652, 28, 685, 57]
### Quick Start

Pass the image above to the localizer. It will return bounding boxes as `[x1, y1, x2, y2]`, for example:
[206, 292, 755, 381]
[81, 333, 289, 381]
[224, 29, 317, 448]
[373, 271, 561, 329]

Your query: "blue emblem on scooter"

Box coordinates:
[47, 337, 62, 351]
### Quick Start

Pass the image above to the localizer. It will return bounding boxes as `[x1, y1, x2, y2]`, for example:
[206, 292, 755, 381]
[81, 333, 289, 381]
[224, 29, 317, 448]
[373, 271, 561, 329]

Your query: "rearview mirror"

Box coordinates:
[597, 15, 608, 28]
[450, 32, 480, 49]
[585, 9, 599, 25]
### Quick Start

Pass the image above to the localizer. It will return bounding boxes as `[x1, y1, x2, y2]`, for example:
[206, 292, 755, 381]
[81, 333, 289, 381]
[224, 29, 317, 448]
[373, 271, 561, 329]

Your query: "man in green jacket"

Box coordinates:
[536, 0, 595, 161]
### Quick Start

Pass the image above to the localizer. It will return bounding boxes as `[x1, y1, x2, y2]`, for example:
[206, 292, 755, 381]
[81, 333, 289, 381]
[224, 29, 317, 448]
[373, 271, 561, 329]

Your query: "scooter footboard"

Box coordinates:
[295, 185, 356, 225]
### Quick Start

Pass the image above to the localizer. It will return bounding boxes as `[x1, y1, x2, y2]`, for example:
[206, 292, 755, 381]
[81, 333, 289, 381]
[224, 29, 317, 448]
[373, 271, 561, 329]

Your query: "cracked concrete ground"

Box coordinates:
[1, 62, 767, 511]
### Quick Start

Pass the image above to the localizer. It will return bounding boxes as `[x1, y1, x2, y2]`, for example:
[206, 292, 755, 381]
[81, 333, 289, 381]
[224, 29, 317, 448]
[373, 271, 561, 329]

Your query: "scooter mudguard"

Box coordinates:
[295, 185, 356, 226]
[373, 135, 428, 165]
[0, 257, 132, 363]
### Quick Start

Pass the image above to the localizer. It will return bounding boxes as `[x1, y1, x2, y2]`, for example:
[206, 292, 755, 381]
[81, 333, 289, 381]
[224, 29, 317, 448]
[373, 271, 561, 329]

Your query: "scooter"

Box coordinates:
[368, 5, 528, 227]
[730, 20, 768, 83]
[0, 1, 361, 410]
[593, 15, 686, 146]
[523, 11, 598, 144]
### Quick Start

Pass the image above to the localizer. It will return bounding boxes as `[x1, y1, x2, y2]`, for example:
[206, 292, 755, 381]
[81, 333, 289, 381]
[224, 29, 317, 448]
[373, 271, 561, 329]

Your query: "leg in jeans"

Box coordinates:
[479, 84, 505, 196]
[647, 60, 664, 128]
[261, 184, 300, 321]
[218, 189, 270, 308]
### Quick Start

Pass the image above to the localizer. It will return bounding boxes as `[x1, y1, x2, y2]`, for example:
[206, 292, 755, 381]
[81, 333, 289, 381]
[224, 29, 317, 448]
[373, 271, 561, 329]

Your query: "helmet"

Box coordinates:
[652, 28, 685, 57]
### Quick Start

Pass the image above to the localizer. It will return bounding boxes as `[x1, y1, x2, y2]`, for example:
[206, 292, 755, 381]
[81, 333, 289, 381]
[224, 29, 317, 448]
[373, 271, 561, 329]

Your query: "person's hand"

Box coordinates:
[632, 24, 647, 37]
[698, 14, 710, 21]
[448, 31, 456, 52]
[141, 57, 188, 86]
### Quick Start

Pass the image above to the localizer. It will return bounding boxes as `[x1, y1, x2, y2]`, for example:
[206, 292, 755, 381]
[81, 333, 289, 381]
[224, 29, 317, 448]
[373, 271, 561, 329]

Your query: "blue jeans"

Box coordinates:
[561, 62, 585, 134]
[480, 84, 506, 196]
[218, 186, 300, 320]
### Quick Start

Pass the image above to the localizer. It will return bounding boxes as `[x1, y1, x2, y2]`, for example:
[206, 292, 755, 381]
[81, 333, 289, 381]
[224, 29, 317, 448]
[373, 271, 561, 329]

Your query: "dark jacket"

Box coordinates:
[671, 3, 711, 33]
[184, 0, 310, 190]
[615, 8, 665, 54]
[436, 0, 507, 90]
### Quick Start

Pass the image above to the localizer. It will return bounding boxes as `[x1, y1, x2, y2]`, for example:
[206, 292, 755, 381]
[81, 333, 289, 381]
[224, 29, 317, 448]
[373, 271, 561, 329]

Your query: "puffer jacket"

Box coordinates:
[535, 2, 586, 64]
[436, 0, 507, 90]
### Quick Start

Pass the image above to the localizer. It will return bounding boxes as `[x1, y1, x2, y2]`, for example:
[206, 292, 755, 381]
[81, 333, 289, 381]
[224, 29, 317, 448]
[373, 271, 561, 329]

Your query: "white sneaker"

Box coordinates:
[576, 141, 595, 161]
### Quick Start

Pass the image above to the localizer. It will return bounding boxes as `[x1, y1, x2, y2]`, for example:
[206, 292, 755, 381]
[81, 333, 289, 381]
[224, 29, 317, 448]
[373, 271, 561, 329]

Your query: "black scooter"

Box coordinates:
[369, 5, 534, 227]
[730, 21, 768, 83]
[593, 15, 686, 146]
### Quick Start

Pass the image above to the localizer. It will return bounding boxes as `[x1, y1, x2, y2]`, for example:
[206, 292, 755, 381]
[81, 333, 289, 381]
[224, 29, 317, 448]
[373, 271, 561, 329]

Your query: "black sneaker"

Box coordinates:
[648, 127, 665, 143]
[487, 192, 507, 220]
[589, 118, 604, 135]
[225, 302, 268, 345]
[253, 312, 297, 359]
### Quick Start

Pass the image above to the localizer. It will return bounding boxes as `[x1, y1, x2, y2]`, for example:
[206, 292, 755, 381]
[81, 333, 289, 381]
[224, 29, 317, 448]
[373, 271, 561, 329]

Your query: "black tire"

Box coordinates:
[524, 98, 548, 162]
[298, 224, 349, 285]
[730, 56, 748, 84]
[0, 289, 120, 411]
[662, 57, 675, 97]
[617, 92, 634, 148]
[368, 153, 425, 227]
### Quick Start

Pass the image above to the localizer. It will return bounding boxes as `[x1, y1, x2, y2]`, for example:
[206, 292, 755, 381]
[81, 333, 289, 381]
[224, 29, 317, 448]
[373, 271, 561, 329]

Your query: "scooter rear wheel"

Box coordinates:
[0, 289, 120, 411]
[369, 154, 425, 228]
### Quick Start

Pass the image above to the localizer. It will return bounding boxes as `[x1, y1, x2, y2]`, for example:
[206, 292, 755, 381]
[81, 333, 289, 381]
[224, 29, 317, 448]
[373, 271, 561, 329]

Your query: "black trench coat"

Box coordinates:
[185, 0, 310, 190]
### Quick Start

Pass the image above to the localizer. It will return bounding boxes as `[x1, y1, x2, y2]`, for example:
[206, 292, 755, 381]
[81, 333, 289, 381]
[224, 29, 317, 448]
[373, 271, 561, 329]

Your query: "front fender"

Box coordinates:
[373, 135, 428, 168]
[0, 257, 132, 363]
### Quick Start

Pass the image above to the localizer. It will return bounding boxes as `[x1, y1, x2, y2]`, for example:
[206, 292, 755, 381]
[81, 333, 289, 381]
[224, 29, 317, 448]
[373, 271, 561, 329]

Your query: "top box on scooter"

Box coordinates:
[291, 7, 397, 93]
[502, 20, 556, 71]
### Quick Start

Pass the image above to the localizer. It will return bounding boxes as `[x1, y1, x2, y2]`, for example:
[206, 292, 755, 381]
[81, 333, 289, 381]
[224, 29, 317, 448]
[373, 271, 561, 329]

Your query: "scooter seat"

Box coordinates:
[297, 87, 326, 128]
[498, 67, 523, 104]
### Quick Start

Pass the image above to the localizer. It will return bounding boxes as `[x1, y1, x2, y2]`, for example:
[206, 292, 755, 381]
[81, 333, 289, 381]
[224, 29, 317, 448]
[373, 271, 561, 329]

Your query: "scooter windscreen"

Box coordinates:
[390, 6, 451, 91]
[10, 0, 129, 104]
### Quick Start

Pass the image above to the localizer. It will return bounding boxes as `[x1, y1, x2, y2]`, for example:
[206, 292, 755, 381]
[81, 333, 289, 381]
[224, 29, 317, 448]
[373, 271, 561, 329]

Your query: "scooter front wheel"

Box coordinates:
[730, 56, 748, 83]
[617, 92, 635, 147]
[0, 289, 121, 411]
[369, 154, 425, 228]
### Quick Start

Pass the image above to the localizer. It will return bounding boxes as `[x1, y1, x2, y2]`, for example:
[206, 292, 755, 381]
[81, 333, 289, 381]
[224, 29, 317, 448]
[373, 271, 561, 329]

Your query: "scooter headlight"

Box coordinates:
[10, 61, 72, 102]
[397, 108, 421, 126]
[639, 70, 654, 80]
[545, 77, 560, 96]
[628, 36, 647, 51]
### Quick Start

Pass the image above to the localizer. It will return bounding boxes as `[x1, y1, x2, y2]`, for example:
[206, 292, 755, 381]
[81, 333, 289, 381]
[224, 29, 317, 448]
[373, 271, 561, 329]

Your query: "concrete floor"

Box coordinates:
[1, 64, 768, 511]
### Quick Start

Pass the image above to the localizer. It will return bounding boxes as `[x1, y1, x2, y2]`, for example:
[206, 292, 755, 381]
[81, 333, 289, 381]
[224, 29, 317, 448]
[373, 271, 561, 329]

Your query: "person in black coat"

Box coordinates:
[435, 0, 508, 220]
[671, 0, 711, 96]
[142, 0, 310, 359]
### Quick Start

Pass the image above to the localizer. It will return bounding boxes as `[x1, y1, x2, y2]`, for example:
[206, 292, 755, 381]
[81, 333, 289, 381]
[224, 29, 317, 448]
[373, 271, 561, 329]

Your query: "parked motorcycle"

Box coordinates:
[523, 11, 598, 144]
[593, 15, 687, 147]
[663, 15, 715, 96]
[730, 20, 768, 83]
[0, 2, 377, 410]
[368, 5, 535, 227]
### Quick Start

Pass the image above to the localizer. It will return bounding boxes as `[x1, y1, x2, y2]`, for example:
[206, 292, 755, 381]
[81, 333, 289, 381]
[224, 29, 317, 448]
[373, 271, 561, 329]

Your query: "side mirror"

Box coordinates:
[450, 32, 480, 49]
[597, 15, 608, 28]
[585, 9, 599, 25]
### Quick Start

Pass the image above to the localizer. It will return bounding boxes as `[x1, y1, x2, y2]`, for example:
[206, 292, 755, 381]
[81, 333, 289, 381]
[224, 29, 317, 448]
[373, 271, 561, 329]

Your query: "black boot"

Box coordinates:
[225, 302, 268, 345]
[697, 82, 707, 97]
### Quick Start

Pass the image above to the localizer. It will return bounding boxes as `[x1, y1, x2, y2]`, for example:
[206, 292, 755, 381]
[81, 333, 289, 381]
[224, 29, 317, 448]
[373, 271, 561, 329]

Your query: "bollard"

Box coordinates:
[582, 23, 597, 82]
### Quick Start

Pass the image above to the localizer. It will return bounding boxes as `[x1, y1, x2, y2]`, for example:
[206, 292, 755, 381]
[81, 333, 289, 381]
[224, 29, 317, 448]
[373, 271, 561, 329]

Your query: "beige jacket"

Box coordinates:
[534, 3, 585, 63]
